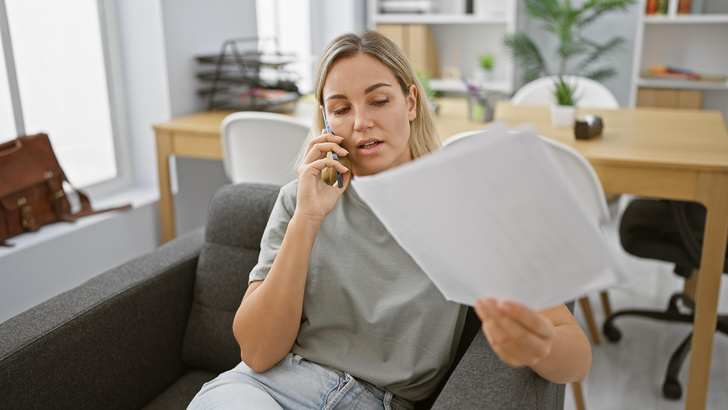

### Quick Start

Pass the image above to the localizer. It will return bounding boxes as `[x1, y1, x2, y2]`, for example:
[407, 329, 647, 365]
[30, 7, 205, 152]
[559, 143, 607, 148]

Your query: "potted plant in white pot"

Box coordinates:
[551, 76, 580, 127]
[473, 52, 495, 84]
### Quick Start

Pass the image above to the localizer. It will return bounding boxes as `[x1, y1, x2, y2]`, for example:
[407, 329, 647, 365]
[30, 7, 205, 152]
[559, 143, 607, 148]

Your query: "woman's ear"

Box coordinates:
[407, 84, 417, 121]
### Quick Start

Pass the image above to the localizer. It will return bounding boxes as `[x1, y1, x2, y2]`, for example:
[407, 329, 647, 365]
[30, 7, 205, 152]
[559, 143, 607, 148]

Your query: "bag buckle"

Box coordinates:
[18, 197, 35, 229]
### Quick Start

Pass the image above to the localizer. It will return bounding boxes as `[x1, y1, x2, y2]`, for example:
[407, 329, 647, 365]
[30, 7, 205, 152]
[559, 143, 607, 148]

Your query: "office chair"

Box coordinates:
[221, 112, 310, 185]
[444, 130, 613, 410]
[603, 199, 728, 399]
[510, 75, 620, 109]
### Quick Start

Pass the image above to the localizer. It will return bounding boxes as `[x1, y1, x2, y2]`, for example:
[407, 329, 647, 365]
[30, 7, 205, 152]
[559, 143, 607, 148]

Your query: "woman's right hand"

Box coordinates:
[296, 129, 350, 221]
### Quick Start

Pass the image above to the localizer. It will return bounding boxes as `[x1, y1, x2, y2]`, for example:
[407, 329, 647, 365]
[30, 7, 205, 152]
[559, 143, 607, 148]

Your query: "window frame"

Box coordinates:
[0, 0, 133, 198]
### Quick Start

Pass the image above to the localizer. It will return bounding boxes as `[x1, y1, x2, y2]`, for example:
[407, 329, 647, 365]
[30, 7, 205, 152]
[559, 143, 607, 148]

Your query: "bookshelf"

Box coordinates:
[629, 0, 728, 115]
[367, 0, 517, 95]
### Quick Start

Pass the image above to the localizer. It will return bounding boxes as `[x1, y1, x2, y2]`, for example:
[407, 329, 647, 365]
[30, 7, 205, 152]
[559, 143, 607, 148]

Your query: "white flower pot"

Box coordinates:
[472, 67, 493, 86]
[550, 105, 577, 128]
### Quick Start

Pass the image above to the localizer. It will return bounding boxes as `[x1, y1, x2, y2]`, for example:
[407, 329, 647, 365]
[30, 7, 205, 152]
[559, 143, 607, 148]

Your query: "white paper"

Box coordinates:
[351, 122, 624, 310]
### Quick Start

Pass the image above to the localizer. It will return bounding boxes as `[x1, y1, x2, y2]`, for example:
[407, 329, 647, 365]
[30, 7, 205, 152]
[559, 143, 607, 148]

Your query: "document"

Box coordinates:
[351, 122, 624, 310]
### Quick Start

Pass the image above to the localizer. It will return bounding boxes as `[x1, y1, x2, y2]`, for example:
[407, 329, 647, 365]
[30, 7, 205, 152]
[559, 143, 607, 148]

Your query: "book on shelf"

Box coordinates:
[646, 0, 658, 14]
[656, 0, 668, 14]
[678, 0, 691, 14]
[646, 0, 657, 14]
[642, 65, 728, 83]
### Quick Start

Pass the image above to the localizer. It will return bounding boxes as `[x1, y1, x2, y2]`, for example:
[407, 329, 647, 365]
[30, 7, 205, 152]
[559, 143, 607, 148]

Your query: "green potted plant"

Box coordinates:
[503, 0, 634, 84]
[474, 52, 496, 84]
[550, 75, 580, 127]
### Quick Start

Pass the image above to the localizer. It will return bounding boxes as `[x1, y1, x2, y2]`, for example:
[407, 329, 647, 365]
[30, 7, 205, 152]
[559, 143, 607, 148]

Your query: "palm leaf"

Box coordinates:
[575, 37, 625, 73]
[502, 32, 548, 79]
[580, 0, 635, 28]
[583, 67, 618, 82]
[523, 0, 561, 21]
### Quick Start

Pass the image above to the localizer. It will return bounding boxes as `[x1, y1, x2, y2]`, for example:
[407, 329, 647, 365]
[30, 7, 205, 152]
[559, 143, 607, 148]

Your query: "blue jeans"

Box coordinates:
[188, 353, 415, 410]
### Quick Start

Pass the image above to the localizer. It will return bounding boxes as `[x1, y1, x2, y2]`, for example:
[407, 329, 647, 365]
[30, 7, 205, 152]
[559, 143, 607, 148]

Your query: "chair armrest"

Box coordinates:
[431, 332, 561, 410]
[0, 229, 205, 410]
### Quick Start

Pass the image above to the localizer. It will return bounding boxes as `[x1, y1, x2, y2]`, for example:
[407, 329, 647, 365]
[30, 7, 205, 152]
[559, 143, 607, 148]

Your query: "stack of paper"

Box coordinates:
[351, 123, 624, 310]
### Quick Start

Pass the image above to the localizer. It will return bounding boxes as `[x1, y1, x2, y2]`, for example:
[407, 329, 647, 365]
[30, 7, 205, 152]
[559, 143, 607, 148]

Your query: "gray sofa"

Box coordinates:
[0, 183, 564, 409]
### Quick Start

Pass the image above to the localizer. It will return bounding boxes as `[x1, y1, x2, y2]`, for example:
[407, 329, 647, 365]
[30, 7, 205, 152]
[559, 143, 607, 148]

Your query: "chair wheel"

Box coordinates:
[663, 378, 682, 400]
[602, 322, 622, 342]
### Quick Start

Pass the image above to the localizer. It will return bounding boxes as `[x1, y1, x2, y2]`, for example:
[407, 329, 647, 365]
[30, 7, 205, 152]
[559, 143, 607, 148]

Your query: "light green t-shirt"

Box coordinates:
[249, 181, 467, 401]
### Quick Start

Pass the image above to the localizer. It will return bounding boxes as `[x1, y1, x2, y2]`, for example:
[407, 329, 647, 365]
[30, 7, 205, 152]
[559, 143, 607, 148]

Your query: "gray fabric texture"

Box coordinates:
[181, 183, 280, 373]
[143, 369, 217, 410]
[431, 331, 559, 410]
[248, 181, 468, 402]
[0, 229, 204, 410]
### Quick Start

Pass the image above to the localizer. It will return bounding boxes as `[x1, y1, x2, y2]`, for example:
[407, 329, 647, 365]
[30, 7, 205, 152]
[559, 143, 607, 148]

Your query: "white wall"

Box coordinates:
[310, 0, 367, 57]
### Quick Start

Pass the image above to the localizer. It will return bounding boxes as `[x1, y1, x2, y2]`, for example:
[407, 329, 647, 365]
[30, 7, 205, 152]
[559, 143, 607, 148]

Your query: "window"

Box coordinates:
[256, 0, 313, 93]
[0, 0, 129, 194]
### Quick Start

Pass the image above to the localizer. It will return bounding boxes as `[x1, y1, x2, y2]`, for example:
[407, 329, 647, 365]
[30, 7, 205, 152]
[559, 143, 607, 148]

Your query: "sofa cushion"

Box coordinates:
[182, 183, 280, 372]
[143, 369, 217, 410]
[431, 332, 558, 409]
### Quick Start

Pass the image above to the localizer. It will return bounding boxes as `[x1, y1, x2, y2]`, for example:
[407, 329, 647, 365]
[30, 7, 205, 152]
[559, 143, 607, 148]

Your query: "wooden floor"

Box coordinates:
[564, 198, 728, 410]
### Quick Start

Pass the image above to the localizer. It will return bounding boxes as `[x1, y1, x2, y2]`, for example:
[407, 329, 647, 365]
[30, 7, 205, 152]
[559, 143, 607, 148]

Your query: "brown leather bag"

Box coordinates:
[0, 133, 131, 246]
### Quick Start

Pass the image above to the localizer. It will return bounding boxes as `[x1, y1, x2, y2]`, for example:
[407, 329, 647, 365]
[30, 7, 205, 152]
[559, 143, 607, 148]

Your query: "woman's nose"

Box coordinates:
[353, 107, 374, 132]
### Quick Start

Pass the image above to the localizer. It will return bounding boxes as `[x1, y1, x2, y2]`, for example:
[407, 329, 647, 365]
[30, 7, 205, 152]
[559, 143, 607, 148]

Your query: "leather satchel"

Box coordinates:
[0, 133, 131, 246]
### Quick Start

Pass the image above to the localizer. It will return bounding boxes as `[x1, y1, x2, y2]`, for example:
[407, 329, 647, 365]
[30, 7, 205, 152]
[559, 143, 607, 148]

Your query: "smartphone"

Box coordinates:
[322, 110, 344, 188]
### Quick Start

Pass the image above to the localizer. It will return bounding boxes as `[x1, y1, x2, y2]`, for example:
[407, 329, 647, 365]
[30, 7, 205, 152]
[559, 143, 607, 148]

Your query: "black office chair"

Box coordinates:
[602, 199, 728, 400]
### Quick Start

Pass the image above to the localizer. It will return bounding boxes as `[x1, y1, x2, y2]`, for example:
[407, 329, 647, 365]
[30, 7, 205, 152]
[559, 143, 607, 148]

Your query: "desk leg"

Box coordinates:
[155, 130, 177, 243]
[686, 172, 728, 410]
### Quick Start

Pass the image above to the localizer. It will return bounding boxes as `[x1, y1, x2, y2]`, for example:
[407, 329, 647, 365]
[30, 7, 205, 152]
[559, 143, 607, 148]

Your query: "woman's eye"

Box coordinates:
[333, 107, 350, 115]
[373, 99, 389, 106]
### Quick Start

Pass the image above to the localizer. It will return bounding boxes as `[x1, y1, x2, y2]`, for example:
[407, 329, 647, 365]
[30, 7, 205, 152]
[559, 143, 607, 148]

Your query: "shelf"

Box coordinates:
[638, 78, 728, 91]
[373, 13, 508, 25]
[644, 14, 728, 24]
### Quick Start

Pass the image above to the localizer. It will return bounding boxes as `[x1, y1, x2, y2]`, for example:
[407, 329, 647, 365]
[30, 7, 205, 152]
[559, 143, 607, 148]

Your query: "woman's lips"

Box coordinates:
[357, 140, 383, 154]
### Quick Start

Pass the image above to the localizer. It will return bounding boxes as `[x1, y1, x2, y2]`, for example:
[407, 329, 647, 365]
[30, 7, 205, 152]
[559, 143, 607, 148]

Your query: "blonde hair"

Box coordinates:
[307, 30, 440, 183]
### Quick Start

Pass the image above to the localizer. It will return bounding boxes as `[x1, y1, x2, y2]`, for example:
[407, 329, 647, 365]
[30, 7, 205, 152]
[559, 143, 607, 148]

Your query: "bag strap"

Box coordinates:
[0, 139, 23, 158]
[46, 175, 131, 222]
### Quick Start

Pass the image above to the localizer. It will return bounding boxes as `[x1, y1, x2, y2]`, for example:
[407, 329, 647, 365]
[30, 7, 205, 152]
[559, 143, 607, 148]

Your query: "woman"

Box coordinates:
[189, 30, 591, 410]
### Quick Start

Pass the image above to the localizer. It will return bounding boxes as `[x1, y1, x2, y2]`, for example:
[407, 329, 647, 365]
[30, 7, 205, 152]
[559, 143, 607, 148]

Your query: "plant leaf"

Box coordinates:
[583, 67, 618, 82]
[575, 37, 625, 75]
[502, 32, 548, 78]
[580, 0, 635, 28]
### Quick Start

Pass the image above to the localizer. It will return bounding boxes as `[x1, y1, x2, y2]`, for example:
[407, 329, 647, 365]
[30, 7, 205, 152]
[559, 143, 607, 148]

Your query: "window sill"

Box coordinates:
[0, 185, 159, 257]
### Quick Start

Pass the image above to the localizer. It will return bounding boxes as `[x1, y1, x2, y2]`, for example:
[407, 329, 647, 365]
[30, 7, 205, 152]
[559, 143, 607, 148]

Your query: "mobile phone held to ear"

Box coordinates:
[322, 110, 344, 188]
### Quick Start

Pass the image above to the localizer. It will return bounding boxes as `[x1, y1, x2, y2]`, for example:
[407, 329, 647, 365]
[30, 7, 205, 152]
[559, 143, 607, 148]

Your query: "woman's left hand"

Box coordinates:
[474, 298, 556, 368]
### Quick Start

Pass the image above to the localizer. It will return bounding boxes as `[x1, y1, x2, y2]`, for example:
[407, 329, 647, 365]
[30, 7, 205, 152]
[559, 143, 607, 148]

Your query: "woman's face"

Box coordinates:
[322, 52, 417, 177]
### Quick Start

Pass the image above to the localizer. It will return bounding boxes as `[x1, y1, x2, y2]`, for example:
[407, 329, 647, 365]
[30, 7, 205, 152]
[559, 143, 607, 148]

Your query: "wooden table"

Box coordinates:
[154, 99, 728, 409]
[153, 102, 315, 242]
[493, 101, 728, 410]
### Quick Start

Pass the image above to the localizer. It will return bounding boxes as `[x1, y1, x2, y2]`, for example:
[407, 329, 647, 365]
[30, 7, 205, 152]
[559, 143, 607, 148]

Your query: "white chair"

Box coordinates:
[221, 112, 311, 185]
[511, 75, 620, 109]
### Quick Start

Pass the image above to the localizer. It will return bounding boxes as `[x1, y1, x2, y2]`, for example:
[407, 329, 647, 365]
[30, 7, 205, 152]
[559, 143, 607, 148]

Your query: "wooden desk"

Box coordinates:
[153, 102, 315, 242]
[494, 102, 728, 410]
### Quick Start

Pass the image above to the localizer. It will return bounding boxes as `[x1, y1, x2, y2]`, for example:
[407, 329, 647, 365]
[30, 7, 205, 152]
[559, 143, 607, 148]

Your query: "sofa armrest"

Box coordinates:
[0, 229, 205, 410]
[432, 332, 561, 410]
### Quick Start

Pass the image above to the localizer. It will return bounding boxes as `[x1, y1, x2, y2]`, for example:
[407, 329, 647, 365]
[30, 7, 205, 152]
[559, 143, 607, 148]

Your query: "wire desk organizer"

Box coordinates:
[197, 37, 300, 111]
